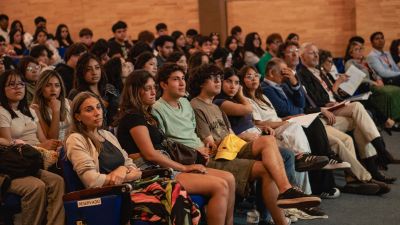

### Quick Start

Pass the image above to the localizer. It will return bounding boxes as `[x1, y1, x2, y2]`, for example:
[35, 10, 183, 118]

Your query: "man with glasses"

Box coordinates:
[297, 43, 398, 184]
[153, 63, 322, 224]
[257, 33, 283, 80]
[367, 31, 400, 86]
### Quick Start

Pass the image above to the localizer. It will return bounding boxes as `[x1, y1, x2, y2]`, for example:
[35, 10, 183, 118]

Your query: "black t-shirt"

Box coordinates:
[117, 113, 164, 154]
[98, 139, 125, 174]
[55, 63, 74, 96]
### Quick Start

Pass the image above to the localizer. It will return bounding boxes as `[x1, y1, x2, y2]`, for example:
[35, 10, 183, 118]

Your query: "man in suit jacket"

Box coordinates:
[297, 43, 398, 183]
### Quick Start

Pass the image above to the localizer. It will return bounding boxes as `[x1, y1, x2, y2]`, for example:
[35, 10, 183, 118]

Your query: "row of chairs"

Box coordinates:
[0, 148, 207, 225]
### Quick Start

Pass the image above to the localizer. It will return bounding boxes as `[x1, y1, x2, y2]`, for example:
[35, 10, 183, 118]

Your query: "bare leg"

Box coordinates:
[250, 161, 286, 225]
[252, 135, 292, 193]
[206, 168, 236, 225]
[176, 172, 230, 225]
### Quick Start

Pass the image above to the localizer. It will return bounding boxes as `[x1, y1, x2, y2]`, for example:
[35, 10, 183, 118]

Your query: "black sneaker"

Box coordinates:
[373, 171, 397, 184]
[277, 187, 321, 208]
[370, 179, 391, 194]
[295, 153, 329, 172]
[320, 187, 340, 199]
[341, 180, 380, 195]
[299, 207, 328, 219]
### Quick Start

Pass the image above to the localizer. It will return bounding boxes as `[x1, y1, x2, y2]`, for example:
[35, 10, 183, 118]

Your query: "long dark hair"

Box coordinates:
[74, 53, 107, 97]
[55, 24, 73, 47]
[9, 29, 27, 50]
[390, 39, 400, 64]
[0, 70, 34, 120]
[238, 65, 270, 109]
[244, 32, 264, 57]
[33, 27, 48, 43]
[32, 70, 67, 127]
[104, 57, 123, 92]
[10, 20, 25, 34]
[115, 70, 157, 126]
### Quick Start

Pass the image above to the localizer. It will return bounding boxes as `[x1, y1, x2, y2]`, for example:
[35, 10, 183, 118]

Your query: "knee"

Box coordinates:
[352, 102, 365, 111]
[212, 178, 229, 197]
[224, 172, 236, 189]
[258, 135, 275, 144]
[27, 177, 46, 197]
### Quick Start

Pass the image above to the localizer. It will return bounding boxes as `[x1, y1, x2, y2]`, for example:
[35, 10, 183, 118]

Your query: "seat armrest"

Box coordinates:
[63, 184, 132, 202]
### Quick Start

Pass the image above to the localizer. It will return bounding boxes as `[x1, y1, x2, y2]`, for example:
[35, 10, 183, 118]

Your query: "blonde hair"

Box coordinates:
[67, 91, 103, 152]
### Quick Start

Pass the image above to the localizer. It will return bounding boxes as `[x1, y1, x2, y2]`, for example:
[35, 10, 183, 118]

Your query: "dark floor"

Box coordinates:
[295, 132, 400, 225]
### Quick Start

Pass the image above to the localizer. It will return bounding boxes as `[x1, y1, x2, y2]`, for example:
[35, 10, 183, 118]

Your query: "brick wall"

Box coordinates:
[0, 0, 199, 42]
[1, 0, 399, 57]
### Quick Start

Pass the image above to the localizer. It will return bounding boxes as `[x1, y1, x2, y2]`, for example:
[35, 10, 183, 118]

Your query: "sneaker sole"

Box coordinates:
[295, 159, 329, 172]
[322, 163, 351, 170]
[277, 197, 321, 209]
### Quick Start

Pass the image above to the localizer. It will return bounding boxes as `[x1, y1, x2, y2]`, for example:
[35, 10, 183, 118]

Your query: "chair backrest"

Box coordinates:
[59, 147, 85, 193]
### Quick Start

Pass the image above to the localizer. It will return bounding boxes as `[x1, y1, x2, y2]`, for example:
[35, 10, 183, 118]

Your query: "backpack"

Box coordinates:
[0, 144, 43, 179]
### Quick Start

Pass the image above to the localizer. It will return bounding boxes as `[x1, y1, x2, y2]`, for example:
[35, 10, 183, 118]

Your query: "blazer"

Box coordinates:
[297, 64, 333, 107]
[260, 80, 305, 117]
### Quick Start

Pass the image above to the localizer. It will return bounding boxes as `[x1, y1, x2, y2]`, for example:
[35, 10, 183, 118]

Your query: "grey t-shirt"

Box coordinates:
[190, 97, 231, 144]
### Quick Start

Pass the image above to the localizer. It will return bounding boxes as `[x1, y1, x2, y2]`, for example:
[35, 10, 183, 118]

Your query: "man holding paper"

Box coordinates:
[296, 42, 399, 183]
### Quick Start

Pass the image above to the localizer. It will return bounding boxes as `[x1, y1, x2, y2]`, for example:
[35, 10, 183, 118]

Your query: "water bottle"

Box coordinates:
[246, 208, 260, 225]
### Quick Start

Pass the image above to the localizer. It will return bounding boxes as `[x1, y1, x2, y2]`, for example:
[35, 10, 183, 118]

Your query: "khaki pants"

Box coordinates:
[8, 170, 65, 225]
[324, 125, 372, 181]
[321, 102, 379, 159]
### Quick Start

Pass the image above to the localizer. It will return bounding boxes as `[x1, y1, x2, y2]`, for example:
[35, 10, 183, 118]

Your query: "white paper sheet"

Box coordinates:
[339, 65, 367, 96]
[345, 91, 372, 102]
[288, 113, 321, 128]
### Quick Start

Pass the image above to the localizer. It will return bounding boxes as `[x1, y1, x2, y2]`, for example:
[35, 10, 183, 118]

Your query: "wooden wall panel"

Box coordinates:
[355, 0, 400, 52]
[226, 0, 356, 56]
[0, 0, 200, 41]
[1, 0, 399, 57]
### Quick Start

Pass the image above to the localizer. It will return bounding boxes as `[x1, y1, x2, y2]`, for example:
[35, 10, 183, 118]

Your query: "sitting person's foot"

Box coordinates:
[320, 187, 341, 199]
[295, 153, 329, 172]
[373, 172, 397, 184]
[391, 122, 400, 132]
[370, 179, 391, 194]
[298, 207, 328, 219]
[277, 187, 321, 209]
[341, 180, 380, 195]
[322, 157, 351, 170]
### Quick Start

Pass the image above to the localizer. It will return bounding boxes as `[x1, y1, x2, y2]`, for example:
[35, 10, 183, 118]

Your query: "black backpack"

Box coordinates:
[0, 144, 44, 179]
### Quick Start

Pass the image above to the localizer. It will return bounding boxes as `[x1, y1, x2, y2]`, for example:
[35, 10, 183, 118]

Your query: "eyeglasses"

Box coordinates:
[285, 48, 299, 54]
[7, 81, 25, 89]
[209, 74, 223, 82]
[245, 73, 260, 81]
[143, 85, 158, 92]
[272, 40, 282, 45]
[306, 51, 319, 56]
[26, 65, 40, 72]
